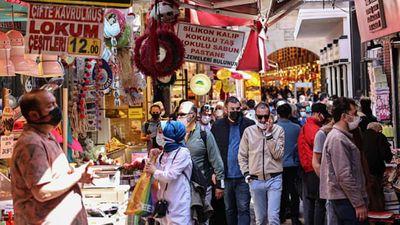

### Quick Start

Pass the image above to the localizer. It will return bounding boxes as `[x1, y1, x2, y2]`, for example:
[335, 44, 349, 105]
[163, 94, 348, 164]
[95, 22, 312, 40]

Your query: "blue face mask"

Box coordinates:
[300, 112, 307, 118]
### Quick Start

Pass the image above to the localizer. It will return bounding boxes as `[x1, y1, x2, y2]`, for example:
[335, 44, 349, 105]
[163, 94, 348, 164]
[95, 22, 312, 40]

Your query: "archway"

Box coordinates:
[263, 47, 322, 100]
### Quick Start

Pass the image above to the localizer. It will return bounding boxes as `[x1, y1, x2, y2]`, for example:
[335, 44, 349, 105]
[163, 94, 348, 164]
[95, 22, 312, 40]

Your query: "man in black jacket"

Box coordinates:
[211, 96, 255, 225]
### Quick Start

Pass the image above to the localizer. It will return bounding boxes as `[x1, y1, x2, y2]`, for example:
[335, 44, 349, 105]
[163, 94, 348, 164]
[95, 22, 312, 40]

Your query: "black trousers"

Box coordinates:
[280, 166, 301, 223]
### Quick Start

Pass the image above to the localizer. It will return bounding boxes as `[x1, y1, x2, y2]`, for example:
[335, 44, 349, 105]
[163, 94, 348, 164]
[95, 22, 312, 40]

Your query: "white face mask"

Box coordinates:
[156, 132, 175, 147]
[300, 112, 307, 118]
[215, 110, 224, 118]
[201, 115, 211, 125]
[256, 121, 267, 130]
[178, 115, 193, 127]
[347, 115, 361, 130]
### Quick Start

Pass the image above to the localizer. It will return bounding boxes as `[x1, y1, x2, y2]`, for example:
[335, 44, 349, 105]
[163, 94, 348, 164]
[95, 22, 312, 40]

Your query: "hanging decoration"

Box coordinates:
[214, 68, 236, 94]
[190, 74, 212, 96]
[92, 59, 113, 93]
[156, 73, 177, 87]
[134, 29, 184, 78]
[104, 9, 126, 39]
[134, 0, 184, 78]
[149, 0, 180, 25]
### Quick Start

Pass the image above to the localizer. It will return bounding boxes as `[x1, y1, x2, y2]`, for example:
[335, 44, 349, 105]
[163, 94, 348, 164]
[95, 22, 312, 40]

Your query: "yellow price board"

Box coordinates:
[68, 37, 101, 57]
[129, 108, 143, 119]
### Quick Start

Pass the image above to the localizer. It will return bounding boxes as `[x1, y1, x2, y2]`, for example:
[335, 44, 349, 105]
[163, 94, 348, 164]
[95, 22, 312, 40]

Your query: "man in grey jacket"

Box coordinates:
[238, 102, 285, 225]
[320, 97, 368, 225]
[177, 101, 225, 214]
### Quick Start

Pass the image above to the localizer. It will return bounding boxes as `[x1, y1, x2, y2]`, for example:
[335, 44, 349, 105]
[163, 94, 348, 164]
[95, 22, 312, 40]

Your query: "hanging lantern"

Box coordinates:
[0, 32, 15, 76]
[216, 68, 231, 80]
[214, 80, 222, 92]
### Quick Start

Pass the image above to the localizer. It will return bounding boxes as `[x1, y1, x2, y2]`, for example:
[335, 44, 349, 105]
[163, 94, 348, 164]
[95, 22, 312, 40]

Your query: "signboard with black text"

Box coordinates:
[26, 3, 104, 58]
[177, 23, 245, 69]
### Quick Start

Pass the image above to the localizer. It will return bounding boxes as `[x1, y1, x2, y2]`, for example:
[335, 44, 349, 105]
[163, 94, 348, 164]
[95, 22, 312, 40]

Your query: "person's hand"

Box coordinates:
[211, 174, 217, 185]
[144, 160, 157, 174]
[149, 148, 162, 158]
[355, 205, 368, 222]
[76, 162, 96, 184]
[267, 119, 274, 132]
[215, 188, 224, 200]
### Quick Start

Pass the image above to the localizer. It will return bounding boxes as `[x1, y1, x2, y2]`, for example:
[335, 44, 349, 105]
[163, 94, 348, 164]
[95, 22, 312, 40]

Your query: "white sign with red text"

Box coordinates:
[26, 4, 104, 58]
[0, 135, 14, 159]
[177, 23, 245, 69]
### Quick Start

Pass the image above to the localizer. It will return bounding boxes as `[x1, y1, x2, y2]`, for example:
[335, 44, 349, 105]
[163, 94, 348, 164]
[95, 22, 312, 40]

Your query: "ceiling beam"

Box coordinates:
[180, 2, 259, 20]
[212, 0, 257, 9]
[267, 0, 302, 26]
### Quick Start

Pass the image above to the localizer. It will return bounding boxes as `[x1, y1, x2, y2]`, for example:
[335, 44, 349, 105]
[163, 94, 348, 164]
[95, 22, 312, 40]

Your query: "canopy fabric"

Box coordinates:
[237, 22, 269, 72]
[190, 9, 253, 26]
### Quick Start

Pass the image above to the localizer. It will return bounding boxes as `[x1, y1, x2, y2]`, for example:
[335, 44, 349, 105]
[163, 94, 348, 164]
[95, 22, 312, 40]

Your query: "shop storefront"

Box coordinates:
[0, 0, 274, 223]
[264, 47, 321, 97]
[355, 0, 400, 147]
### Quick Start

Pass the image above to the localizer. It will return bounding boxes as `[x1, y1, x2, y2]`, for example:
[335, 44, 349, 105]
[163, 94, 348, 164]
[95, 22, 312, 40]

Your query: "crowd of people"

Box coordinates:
[9, 89, 393, 225]
[142, 91, 394, 225]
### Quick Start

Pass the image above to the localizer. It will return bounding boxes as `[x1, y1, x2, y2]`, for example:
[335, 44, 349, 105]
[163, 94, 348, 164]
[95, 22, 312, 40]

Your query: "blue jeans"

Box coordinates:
[224, 178, 251, 225]
[331, 199, 368, 225]
[249, 175, 282, 225]
[326, 200, 338, 225]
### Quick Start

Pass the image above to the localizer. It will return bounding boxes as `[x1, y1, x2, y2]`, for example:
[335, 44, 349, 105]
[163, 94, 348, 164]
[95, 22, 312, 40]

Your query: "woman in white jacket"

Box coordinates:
[145, 120, 192, 225]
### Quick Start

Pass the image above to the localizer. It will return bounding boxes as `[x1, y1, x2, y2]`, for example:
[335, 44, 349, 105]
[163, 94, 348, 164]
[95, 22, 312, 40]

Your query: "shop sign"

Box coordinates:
[355, 0, 400, 42]
[375, 87, 391, 121]
[365, 0, 386, 32]
[0, 135, 14, 159]
[26, 4, 104, 58]
[22, 0, 132, 8]
[177, 23, 245, 69]
[128, 108, 143, 119]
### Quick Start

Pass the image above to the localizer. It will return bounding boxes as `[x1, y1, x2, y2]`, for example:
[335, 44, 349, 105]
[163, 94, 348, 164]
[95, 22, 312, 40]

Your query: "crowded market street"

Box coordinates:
[0, 0, 400, 225]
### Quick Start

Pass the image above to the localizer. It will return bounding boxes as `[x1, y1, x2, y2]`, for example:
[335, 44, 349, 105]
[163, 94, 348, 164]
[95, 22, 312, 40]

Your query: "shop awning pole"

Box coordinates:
[62, 87, 68, 154]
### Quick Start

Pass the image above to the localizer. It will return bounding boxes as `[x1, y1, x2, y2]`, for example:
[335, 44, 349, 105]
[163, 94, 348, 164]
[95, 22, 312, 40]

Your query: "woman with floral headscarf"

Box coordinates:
[144, 120, 193, 225]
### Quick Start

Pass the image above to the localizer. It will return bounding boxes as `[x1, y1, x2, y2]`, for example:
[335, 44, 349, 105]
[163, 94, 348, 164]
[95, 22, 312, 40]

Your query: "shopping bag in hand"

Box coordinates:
[125, 165, 158, 216]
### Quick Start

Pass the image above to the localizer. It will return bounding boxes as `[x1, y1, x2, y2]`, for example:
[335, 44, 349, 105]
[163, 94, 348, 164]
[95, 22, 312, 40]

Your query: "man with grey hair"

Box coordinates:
[238, 102, 285, 225]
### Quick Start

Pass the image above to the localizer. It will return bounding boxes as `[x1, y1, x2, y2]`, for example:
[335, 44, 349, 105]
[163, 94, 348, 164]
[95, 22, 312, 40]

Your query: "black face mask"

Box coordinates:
[151, 113, 160, 120]
[229, 111, 242, 122]
[31, 107, 62, 126]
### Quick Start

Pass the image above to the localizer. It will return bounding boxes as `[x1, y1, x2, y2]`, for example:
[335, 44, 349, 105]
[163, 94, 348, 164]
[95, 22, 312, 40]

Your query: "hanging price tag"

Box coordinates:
[68, 37, 102, 57]
[0, 135, 14, 159]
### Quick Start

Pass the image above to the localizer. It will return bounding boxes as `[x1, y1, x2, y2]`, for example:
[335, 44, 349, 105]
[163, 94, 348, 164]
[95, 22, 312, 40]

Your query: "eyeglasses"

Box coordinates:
[256, 114, 270, 120]
[177, 113, 188, 117]
[203, 105, 214, 112]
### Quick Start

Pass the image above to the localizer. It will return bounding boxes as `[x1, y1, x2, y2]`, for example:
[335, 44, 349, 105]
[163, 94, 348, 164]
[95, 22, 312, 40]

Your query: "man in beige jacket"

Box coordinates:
[238, 102, 285, 225]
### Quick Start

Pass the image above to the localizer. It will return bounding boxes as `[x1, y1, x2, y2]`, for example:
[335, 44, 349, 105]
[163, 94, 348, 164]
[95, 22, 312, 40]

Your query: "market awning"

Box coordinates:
[294, 8, 348, 39]
[182, 0, 302, 23]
